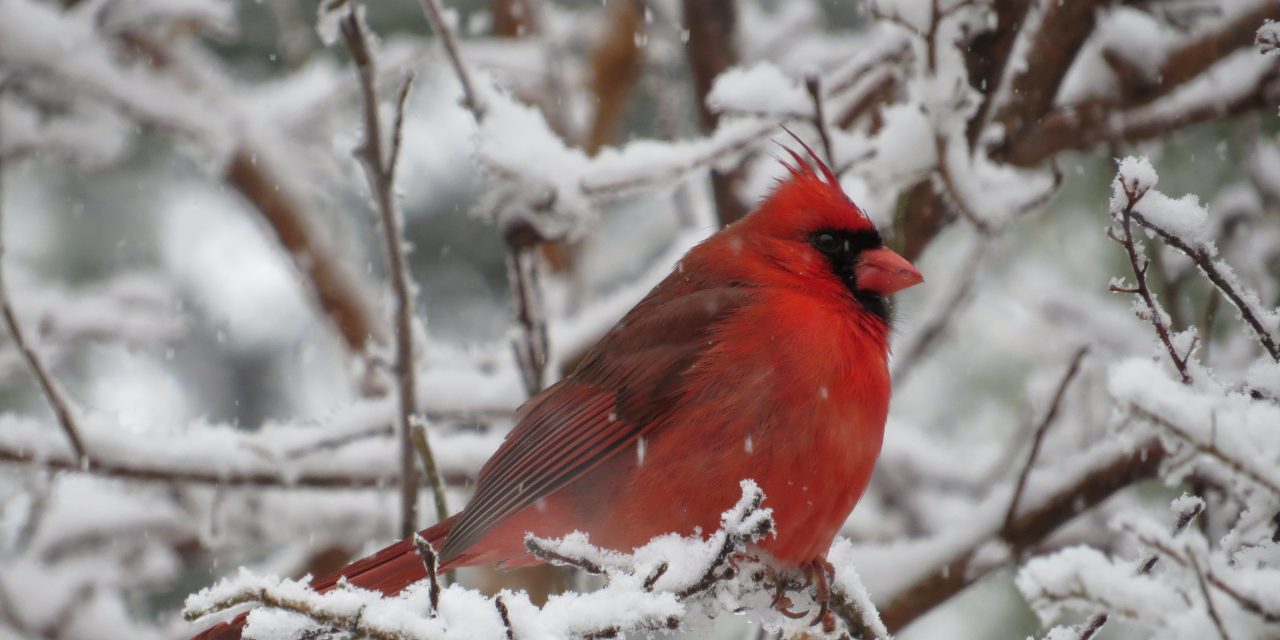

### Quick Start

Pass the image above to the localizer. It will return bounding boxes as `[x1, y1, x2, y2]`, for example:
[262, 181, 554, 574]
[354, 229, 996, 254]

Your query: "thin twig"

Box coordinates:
[1076, 613, 1109, 640]
[1188, 551, 1234, 640]
[1121, 521, 1280, 624]
[412, 534, 442, 614]
[1130, 405, 1280, 497]
[1108, 176, 1193, 384]
[804, 74, 836, 168]
[1003, 347, 1089, 533]
[0, 116, 89, 468]
[495, 595, 515, 640]
[416, 0, 486, 121]
[338, 5, 448, 536]
[524, 538, 606, 575]
[1128, 209, 1280, 363]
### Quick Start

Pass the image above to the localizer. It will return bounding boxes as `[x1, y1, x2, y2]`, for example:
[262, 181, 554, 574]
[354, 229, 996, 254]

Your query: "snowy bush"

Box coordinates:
[1, 0, 1278, 638]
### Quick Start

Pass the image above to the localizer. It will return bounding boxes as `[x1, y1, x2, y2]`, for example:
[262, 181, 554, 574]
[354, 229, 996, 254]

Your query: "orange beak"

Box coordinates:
[855, 247, 923, 295]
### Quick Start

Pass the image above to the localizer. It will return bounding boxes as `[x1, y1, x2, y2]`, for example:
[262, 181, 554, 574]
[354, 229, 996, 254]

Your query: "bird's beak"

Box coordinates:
[856, 247, 923, 295]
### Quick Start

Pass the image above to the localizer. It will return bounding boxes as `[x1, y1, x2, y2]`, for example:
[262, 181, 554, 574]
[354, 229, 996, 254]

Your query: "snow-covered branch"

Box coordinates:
[186, 482, 888, 640]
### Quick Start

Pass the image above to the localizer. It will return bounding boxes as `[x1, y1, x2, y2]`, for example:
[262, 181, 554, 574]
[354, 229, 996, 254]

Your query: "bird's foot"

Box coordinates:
[803, 558, 837, 633]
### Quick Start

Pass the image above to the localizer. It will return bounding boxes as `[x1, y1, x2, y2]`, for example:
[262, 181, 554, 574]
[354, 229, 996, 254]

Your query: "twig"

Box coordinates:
[338, 6, 449, 536]
[878, 439, 1166, 631]
[505, 225, 549, 397]
[415, 0, 486, 121]
[1128, 209, 1280, 362]
[1107, 175, 1193, 384]
[1076, 613, 1108, 640]
[1187, 551, 1234, 640]
[412, 534, 442, 614]
[0, 123, 89, 467]
[1121, 520, 1280, 624]
[0, 442, 471, 488]
[495, 595, 515, 640]
[524, 537, 606, 576]
[1129, 405, 1280, 498]
[804, 74, 836, 168]
[1003, 346, 1089, 534]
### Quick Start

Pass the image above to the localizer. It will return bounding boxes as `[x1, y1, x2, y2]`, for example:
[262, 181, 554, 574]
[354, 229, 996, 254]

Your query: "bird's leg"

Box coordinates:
[754, 563, 809, 619]
[804, 558, 837, 633]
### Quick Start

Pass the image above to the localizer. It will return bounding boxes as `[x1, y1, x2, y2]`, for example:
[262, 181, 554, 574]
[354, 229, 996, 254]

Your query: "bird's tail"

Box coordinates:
[190, 515, 460, 640]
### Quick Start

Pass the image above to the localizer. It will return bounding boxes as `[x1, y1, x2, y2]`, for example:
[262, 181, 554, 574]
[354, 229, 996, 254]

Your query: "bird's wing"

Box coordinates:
[438, 283, 752, 563]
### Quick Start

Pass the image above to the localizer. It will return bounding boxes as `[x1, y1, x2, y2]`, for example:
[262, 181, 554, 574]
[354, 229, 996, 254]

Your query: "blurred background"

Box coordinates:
[1, 0, 1278, 638]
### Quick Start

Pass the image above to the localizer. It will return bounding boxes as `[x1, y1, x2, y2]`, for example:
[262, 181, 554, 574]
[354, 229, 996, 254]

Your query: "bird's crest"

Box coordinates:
[761, 127, 872, 229]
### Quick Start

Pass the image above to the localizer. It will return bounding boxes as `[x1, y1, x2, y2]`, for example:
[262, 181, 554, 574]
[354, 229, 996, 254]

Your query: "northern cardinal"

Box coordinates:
[194, 144, 921, 639]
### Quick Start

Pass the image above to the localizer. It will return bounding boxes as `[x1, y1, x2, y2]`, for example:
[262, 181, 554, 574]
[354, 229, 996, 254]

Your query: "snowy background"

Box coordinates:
[1, 0, 1279, 638]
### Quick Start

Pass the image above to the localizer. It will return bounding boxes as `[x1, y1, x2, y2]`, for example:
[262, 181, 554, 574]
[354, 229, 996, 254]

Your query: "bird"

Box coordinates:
[193, 141, 922, 639]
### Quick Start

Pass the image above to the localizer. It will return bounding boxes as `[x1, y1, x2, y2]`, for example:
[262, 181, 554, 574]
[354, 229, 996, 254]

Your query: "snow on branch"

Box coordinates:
[185, 482, 889, 640]
[1109, 157, 1280, 369]
[1024, 158, 1280, 640]
[1261, 20, 1280, 55]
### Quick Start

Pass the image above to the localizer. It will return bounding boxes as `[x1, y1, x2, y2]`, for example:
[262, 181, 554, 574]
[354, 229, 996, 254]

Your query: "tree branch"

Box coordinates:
[879, 439, 1167, 632]
[1002, 346, 1089, 534]
[0, 127, 89, 467]
[1107, 174, 1193, 384]
[682, 0, 749, 225]
[338, 5, 449, 537]
[415, 0, 486, 121]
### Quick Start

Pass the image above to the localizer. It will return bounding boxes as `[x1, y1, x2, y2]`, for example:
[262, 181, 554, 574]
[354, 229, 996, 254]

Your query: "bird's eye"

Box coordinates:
[813, 232, 841, 254]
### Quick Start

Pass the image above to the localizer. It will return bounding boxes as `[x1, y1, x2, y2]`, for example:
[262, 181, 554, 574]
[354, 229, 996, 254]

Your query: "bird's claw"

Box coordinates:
[804, 558, 837, 633]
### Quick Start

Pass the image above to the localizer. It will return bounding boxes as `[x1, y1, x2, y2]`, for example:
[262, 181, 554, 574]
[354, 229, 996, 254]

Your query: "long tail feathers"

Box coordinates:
[190, 515, 460, 640]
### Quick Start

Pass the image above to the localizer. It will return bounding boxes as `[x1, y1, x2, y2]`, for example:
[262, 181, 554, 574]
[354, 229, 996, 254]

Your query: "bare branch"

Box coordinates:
[1188, 551, 1235, 640]
[415, 0, 486, 121]
[0, 137, 89, 467]
[338, 4, 449, 536]
[682, 0, 749, 225]
[505, 224, 550, 397]
[1003, 346, 1089, 534]
[803, 74, 835, 168]
[412, 534, 442, 614]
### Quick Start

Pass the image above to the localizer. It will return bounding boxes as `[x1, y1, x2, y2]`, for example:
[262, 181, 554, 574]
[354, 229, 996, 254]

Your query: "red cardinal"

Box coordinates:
[194, 146, 921, 639]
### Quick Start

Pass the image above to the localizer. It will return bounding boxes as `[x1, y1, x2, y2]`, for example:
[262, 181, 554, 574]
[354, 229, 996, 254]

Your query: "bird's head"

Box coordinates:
[715, 139, 923, 322]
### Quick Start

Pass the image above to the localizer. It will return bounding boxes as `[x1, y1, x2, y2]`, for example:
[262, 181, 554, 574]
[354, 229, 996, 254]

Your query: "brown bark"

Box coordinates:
[585, 0, 646, 155]
[964, 0, 1033, 144]
[895, 180, 952, 263]
[224, 148, 384, 353]
[682, 0, 749, 225]
[989, 0, 1109, 147]
[492, 0, 535, 37]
